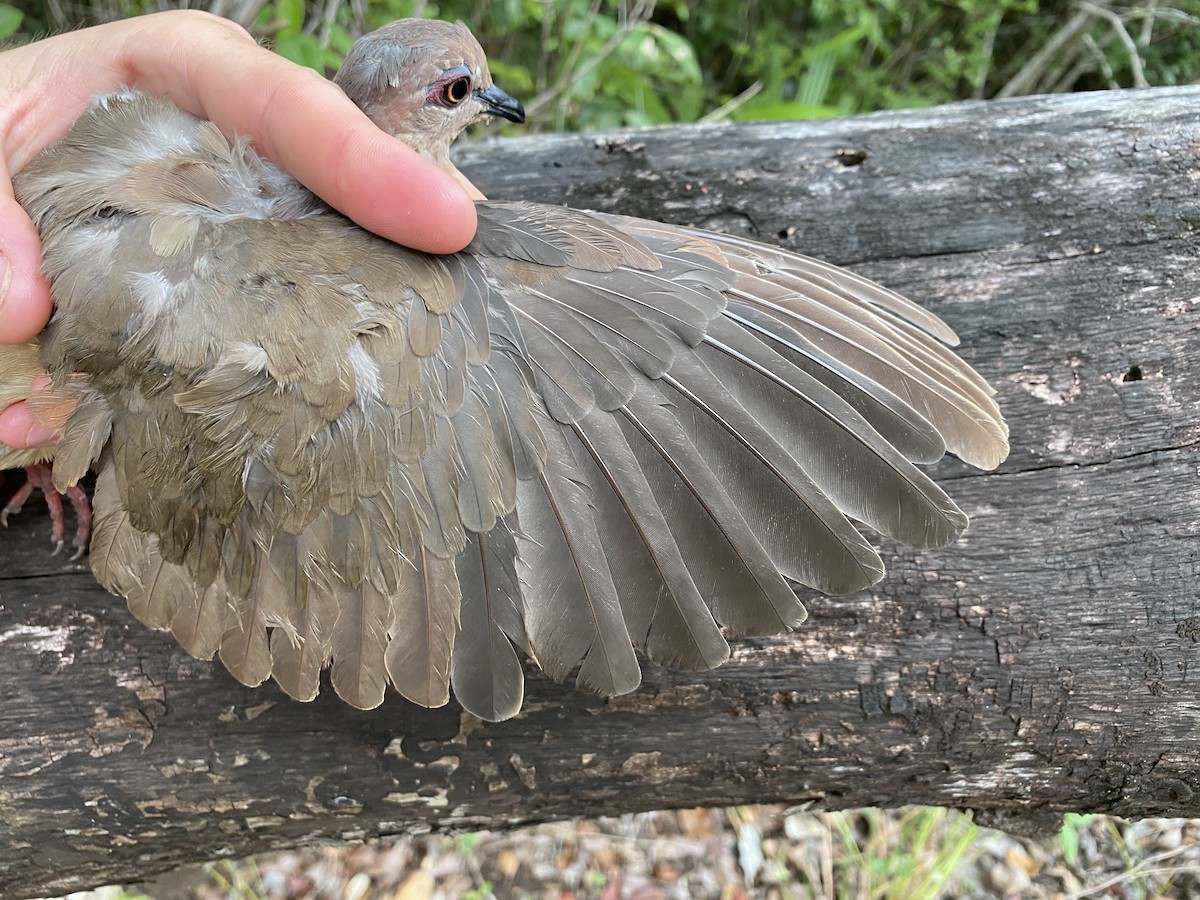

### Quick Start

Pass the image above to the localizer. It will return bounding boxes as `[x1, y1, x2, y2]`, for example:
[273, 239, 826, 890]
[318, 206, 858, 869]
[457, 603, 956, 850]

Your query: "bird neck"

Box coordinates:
[430, 151, 487, 202]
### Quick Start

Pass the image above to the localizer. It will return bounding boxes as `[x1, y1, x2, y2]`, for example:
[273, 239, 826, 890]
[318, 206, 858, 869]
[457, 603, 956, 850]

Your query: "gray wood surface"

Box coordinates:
[2, 86, 1199, 896]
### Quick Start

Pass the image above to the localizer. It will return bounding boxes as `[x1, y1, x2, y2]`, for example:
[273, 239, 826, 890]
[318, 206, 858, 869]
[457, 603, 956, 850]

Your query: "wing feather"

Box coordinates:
[12, 92, 1008, 724]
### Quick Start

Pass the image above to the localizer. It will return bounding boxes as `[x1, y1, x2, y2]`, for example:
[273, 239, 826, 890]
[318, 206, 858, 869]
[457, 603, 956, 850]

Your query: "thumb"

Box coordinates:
[0, 178, 52, 344]
[0, 177, 55, 450]
[0, 397, 59, 449]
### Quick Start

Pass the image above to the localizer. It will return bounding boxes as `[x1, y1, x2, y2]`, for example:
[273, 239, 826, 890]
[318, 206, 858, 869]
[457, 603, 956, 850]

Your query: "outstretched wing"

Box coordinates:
[16, 94, 1007, 721]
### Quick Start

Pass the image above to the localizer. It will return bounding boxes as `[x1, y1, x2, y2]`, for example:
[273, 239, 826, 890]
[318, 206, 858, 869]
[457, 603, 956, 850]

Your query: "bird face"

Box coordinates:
[334, 19, 525, 164]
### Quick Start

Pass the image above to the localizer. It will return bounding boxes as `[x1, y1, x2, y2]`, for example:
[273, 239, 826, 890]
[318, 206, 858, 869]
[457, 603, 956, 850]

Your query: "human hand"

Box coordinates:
[0, 10, 481, 449]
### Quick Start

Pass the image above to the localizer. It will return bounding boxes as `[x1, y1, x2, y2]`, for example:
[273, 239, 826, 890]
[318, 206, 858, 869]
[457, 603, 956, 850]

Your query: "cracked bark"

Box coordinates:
[3, 86, 1200, 896]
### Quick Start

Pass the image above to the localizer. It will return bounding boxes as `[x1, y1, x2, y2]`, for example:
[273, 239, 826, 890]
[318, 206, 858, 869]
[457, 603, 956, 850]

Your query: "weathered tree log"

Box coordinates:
[3, 85, 1199, 896]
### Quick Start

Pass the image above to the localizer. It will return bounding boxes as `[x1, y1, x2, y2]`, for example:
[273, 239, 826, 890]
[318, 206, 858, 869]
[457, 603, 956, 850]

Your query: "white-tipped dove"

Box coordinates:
[1, 18, 1008, 721]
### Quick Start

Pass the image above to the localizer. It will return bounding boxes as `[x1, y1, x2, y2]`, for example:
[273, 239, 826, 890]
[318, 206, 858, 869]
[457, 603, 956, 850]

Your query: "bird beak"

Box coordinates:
[476, 84, 525, 124]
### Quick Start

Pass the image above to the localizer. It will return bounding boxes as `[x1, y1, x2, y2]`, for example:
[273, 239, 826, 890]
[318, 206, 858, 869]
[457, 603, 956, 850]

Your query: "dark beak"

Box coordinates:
[476, 84, 525, 124]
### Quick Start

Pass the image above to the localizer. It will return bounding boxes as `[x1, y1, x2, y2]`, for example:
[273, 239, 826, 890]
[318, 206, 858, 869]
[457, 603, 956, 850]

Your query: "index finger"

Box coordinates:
[125, 13, 480, 255]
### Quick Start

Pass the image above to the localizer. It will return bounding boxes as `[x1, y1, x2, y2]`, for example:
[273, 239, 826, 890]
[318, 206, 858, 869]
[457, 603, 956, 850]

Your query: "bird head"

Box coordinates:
[334, 19, 525, 167]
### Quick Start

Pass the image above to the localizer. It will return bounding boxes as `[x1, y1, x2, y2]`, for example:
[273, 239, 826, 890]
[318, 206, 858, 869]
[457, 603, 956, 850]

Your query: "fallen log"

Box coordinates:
[2, 85, 1199, 896]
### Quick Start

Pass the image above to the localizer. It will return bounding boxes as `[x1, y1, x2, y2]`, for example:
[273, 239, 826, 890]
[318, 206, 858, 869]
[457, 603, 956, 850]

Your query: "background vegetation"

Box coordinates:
[6, 0, 1200, 132]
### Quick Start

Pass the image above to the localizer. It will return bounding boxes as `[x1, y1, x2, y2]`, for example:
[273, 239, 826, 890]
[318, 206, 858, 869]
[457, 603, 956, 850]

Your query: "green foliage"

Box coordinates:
[206, 857, 268, 900]
[682, 0, 1041, 119]
[822, 806, 985, 898]
[461, 879, 495, 900]
[456, 830, 483, 853]
[0, 4, 22, 40]
[1060, 811, 1097, 867]
[9, 0, 1200, 130]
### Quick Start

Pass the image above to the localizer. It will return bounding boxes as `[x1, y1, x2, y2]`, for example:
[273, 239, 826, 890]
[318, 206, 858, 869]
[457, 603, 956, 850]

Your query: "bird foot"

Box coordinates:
[1, 463, 91, 559]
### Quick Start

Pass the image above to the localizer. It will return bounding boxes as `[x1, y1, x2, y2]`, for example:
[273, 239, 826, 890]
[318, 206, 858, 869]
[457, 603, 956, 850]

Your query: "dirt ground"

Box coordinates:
[80, 804, 1200, 900]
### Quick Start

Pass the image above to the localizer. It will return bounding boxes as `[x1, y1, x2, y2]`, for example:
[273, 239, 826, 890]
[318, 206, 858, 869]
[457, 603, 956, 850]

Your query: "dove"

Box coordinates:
[0, 18, 1008, 721]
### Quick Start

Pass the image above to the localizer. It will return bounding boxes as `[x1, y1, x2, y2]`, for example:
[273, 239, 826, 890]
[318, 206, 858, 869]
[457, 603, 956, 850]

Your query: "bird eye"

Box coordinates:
[440, 76, 471, 106]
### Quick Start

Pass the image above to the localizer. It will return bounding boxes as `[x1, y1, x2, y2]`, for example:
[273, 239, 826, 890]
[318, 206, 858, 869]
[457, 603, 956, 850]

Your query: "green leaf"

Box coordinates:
[733, 100, 846, 122]
[1060, 812, 1096, 867]
[327, 23, 355, 57]
[275, 33, 325, 71]
[273, 0, 305, 39]
[0, 4, 22, 40]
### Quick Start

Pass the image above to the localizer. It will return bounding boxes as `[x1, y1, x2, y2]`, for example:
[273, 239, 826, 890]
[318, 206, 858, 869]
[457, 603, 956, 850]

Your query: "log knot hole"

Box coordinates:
[832, 148, 870, 168]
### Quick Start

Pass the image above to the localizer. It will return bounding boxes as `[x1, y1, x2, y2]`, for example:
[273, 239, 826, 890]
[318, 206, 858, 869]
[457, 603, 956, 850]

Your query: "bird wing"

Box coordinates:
[14, 94, 1008, 721]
